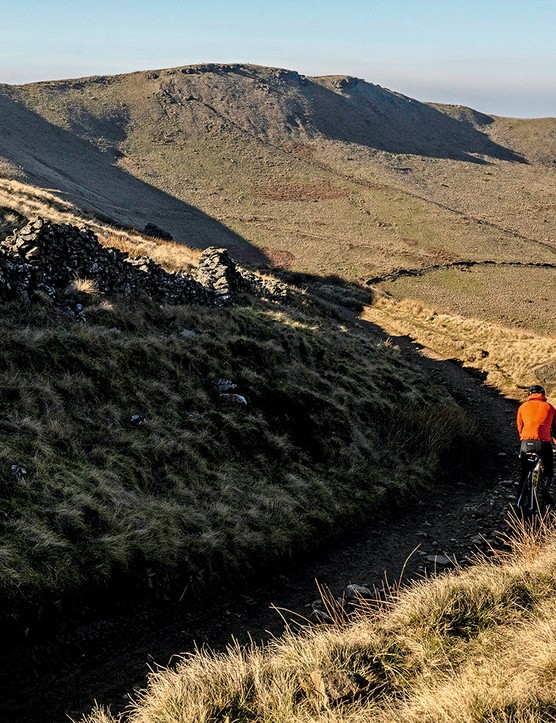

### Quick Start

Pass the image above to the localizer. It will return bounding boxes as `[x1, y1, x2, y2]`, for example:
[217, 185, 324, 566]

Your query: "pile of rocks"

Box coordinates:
[197, 246, 287, 304]
[0, 219, 288, 308]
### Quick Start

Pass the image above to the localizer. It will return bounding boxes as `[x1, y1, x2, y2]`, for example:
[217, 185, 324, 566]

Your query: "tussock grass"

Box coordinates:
[82, 516, 556, 723]
[363, 296, 556, 396]
[0, 285, 476, 627]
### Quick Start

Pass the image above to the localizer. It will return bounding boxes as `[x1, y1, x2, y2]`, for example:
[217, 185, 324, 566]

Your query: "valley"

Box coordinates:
[0, 61, 554, 722]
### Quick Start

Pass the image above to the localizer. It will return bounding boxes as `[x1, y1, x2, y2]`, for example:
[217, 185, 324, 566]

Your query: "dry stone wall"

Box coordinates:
[196, 245, 287, 304]
[0, 218, 287, 308]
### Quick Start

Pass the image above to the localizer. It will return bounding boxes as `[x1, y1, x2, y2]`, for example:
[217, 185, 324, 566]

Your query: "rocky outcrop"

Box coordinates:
[197, 246, 288, 304]
[0, 219, 288, 308]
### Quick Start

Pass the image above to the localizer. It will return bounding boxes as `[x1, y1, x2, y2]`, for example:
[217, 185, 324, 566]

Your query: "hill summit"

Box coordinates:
[0, 62, 555, 333]
[0, 62, 554, 267]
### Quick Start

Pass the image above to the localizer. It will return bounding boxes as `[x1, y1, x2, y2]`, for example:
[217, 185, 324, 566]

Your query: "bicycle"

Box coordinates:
[516, 451, 553, 517]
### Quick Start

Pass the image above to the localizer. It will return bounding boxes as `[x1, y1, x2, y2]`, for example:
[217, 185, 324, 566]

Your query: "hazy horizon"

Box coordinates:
[1, 0, 555, 119]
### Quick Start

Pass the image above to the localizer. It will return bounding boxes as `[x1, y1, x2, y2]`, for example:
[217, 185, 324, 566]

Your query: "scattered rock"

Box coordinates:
[344, 584, 372, 600]
[143, 223, 173, 241]
[426, 554, 452, 566]
[130, 415, 146, 426]
[10, 464, 28, 482]
[219, 393, 247, 406]
[299, 668, 369, 709]
[177, 328, 198, 338]
[212, 378, 237, 393]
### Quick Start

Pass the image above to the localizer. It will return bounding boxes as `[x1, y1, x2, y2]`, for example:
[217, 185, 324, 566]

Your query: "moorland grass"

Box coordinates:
[0, 287, 477, 629]
[363, 296, 556, 396]
[383, 265, 556, 336]
[81, 516, 556, 723]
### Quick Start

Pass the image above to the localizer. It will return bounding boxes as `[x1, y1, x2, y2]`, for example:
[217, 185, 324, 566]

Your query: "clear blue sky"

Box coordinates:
[1, 0, 555, 117]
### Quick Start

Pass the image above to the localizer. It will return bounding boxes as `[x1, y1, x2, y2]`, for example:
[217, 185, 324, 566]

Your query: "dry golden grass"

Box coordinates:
[0, 177, 200, 271]
[100, 231, 201, 273]
[81, 516, 556, 723]
[362, 296, 556, 397]
[69, 277, 99, 295]
[0, 178, 80, 223]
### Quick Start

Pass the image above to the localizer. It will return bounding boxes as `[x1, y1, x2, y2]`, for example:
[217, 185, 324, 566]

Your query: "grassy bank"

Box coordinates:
[0, 285, 477, 629]
[363, 296, 556, 396]
[82, 516, 556, 723]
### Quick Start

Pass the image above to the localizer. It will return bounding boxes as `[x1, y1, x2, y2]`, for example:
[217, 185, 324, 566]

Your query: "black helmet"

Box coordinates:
[527, 384, 546, 395]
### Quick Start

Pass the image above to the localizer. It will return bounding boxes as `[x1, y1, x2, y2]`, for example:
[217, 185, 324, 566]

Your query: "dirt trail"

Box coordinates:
[2, 318, 521, 723]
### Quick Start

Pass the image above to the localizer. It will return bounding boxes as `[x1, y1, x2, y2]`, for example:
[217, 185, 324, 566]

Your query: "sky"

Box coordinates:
[1, 0, 555, 117]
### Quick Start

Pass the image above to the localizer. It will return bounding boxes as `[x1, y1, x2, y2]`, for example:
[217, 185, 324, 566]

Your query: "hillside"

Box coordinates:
[0, 207, 481, 641]
[1, 64, 555, 722]
[0, 63, 555, 334]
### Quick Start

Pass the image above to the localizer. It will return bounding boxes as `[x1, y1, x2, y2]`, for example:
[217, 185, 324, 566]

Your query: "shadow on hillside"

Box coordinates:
[273, 269, 373, 312]
[305, 79, 526, 164]
[299, 273, 517, 418]
[0, 91, 268, 264]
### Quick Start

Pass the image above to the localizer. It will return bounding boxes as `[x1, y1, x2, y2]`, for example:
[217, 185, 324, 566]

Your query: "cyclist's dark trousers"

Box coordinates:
[519, 442, 554, 491]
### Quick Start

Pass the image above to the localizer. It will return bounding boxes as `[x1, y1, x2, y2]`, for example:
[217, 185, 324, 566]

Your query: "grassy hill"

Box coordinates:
[0, 63, 555, 334]
[0, 204, 479, 635]
[0, 64, 555, 721]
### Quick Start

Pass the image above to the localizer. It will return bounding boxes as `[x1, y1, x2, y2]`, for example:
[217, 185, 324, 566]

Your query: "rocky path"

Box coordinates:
[2, 318, 520, 723]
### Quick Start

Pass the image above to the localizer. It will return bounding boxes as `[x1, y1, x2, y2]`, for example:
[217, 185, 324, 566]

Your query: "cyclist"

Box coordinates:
[516, 385, 556, 505]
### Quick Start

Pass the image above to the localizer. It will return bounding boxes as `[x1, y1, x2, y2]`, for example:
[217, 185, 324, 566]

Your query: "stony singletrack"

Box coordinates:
[1, 315, 522, 723]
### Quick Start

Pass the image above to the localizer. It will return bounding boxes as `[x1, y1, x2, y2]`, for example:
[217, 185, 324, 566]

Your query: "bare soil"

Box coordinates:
[1, 318, 520, 723]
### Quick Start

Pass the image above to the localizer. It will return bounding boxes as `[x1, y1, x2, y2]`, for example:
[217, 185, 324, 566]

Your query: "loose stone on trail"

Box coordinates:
[344, 584, 372, 599]
[425, 554, 452, 566]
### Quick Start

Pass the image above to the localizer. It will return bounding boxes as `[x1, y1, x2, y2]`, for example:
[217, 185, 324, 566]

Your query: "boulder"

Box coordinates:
[143, 223, 174, 241]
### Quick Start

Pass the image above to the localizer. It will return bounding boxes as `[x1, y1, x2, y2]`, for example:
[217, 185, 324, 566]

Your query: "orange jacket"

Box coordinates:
[517, 393, 556, 442]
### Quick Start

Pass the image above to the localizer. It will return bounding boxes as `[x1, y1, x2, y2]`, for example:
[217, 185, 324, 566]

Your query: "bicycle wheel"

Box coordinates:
[516, 471, 536, 518]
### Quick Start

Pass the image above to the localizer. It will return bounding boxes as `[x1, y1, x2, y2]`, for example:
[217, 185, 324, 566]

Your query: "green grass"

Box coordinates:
[0, 287, 478, 628]
[383, 266, 556, 335]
